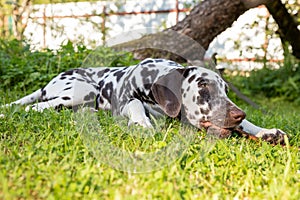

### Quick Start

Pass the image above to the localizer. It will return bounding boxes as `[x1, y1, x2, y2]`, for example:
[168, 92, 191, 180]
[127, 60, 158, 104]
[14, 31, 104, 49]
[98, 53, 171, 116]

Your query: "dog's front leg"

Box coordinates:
[238, 119, 287, 145]
[121, 99, 153, 128]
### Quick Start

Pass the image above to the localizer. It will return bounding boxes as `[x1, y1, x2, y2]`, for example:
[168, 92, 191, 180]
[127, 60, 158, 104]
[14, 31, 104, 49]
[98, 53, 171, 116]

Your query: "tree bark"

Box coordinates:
[170, 0, 247, 51]
[113, 0, 300, 61]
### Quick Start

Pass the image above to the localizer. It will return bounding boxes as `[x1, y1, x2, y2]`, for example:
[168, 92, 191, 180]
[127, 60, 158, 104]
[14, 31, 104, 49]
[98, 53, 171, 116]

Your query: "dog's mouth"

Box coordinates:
[200, 121, 236, 138]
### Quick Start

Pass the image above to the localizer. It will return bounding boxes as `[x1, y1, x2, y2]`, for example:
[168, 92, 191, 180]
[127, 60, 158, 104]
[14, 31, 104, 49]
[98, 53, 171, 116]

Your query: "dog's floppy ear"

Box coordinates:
[151, 68, 186, 118]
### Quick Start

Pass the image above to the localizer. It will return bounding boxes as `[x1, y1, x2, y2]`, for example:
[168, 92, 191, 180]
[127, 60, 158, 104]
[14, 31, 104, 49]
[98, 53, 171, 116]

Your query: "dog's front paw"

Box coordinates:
[257, 128, 287, 145]
[128, 118, 153, 128]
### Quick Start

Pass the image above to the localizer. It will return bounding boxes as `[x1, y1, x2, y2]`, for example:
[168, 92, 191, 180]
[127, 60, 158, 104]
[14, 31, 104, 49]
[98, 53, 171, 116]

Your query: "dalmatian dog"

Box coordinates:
[3, 58, 286, 143]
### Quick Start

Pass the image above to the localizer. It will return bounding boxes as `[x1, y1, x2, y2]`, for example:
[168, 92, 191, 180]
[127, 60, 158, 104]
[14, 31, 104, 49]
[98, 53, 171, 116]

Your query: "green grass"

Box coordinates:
[0, 90, 299, 199]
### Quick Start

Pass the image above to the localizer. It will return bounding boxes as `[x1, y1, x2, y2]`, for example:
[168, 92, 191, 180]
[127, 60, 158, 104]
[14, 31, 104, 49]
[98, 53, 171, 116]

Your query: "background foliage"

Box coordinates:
[0, 40, 89, 91]
[1, 39, 299, 104]
[227, 54, 300, 103]
[0, 39, 137, 93]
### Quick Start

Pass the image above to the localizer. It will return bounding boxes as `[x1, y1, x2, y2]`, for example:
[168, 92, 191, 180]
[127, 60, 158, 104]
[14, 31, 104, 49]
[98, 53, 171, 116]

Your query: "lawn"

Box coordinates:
[0, 89, 299, 199]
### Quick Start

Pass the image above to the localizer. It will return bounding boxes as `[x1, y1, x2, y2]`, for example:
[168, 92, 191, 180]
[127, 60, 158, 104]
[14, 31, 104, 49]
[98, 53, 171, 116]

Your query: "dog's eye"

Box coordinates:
[198, 80, 208, 88]
[200, 83, 207, 87]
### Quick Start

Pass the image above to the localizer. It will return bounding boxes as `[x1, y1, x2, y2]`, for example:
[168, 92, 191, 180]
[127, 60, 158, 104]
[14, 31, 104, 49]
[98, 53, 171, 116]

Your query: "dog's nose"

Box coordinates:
[229, 109, 246, 124]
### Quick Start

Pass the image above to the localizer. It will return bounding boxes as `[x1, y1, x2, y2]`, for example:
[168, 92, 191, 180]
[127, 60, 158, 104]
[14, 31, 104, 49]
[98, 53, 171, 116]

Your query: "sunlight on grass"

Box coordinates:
[0, 91, 299, 199]
[74, 108, 214, 173]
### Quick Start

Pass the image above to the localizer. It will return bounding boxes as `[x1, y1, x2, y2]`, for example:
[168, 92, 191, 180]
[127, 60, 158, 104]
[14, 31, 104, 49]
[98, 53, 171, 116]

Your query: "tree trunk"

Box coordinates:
[265, 0, 300, 58]
[113, 0, 300, 61]
[11, 0, 32, 40]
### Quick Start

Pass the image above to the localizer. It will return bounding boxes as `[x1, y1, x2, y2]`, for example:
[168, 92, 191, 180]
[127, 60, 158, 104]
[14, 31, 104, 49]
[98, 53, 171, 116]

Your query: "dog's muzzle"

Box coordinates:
[200, 106, 246, 138]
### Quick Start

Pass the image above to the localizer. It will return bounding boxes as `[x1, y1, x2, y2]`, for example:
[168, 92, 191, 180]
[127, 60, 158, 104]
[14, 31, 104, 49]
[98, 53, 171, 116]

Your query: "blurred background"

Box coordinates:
[1, 0, 299, 69]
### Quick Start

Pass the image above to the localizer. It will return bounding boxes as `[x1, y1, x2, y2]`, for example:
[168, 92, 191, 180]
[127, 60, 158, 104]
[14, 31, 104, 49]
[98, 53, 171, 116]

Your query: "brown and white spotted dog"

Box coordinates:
[3, 58, 286, 143]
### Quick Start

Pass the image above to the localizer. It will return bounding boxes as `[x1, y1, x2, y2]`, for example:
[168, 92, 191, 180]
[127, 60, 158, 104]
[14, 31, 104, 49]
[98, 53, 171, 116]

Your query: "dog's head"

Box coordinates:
[151, 67, 246, 138]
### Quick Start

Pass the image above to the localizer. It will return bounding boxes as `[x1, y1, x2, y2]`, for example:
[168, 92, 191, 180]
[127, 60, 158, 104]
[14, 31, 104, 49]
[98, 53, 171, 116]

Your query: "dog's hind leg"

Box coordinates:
[4, 89, 42, 107]
[25, 97, 73, 112]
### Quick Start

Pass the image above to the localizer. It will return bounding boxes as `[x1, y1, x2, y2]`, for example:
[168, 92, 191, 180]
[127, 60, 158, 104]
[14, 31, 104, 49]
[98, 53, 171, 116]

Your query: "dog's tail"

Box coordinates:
[4, 89, 43, 107]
